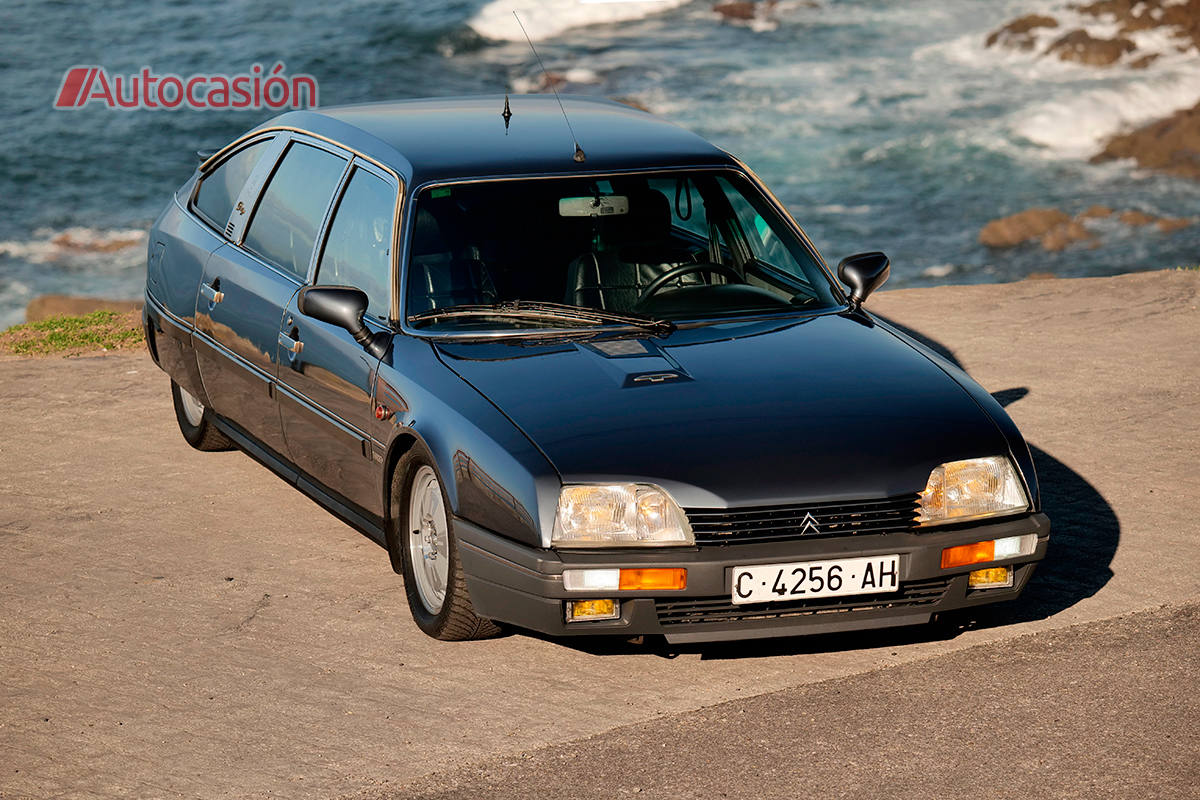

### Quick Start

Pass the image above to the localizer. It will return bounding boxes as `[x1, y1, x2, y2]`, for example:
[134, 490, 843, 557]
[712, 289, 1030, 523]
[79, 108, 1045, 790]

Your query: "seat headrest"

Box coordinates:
[603, 189, 672, 246]
[411, 208, 446, 257]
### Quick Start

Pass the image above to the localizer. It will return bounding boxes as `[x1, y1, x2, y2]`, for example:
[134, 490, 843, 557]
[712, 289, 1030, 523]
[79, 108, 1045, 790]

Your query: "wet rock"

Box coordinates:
[1156, 217, 1193, 233]
[536, 72, 567, 91]
[1129, 53, 1161, 69]
[48, 229, 144, 253]
[26, 295, 142, 323]
[611, 96, 651, 113]
[1093, 101, 1200, 181]
[1075, 0, 1200, 50]
[985, 14, 1059, 50]
[714, 2, 756, 20]
[981, 206, 1193, 253]
[714, 1, 763, 20]
[979, 208, 1072, 248]
[1046, 29, 1137, 66]
[713, 0, 780, 21]
[1119, 210, 1158, 226]
[1041, 220, 1094, 251]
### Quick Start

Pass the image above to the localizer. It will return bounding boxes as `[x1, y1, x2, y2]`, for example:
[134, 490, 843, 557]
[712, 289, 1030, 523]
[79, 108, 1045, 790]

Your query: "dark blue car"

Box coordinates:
[144, 95, 1048, 643]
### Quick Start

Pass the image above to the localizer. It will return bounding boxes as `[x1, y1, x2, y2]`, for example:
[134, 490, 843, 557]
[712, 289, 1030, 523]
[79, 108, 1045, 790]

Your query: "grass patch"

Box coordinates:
[1176, 265, 1199, 271]
[0, 310, 144, 357]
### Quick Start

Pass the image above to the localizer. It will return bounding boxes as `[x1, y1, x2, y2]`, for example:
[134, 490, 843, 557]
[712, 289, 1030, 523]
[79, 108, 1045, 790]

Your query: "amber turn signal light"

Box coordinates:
[940, 540, 995, 569]
[618, 568, 687, 591]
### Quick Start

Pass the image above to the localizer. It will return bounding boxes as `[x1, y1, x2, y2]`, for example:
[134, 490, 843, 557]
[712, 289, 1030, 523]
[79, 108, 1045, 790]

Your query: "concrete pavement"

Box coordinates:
[1, 270, 1197, 798]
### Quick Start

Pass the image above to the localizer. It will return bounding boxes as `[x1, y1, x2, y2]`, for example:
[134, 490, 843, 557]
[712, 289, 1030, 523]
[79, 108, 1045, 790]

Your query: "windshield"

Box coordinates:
[404, 170, 840, 332]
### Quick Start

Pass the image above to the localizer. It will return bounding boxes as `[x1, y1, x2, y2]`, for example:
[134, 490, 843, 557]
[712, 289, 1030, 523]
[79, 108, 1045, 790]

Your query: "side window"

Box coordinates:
[315, 168, 395, 320]
[193, 139, 269, 230]
[242, 142, 347, 279]
[716, 176, 809, 279]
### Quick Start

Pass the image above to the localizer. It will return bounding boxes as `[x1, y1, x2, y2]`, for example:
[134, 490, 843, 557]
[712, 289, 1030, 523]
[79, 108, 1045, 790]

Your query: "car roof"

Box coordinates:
[258, 95, 736, 186]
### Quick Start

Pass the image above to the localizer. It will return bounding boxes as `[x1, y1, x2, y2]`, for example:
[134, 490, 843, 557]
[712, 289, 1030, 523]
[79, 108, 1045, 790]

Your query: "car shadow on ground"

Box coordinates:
[536, 318, 1119, 660]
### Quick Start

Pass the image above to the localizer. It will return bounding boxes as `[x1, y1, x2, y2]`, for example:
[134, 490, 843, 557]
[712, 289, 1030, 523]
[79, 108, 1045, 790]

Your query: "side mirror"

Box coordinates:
[837, 252, 890, 309]
[298, 285, 389, 359]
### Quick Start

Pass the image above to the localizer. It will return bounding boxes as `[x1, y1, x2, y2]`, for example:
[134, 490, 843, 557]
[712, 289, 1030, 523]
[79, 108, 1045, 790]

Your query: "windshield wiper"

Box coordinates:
[408, 300, 675, 334]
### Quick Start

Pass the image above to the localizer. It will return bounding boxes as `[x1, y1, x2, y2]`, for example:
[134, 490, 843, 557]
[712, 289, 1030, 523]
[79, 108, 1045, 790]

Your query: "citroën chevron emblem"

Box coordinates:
[799, 512, 821, 535]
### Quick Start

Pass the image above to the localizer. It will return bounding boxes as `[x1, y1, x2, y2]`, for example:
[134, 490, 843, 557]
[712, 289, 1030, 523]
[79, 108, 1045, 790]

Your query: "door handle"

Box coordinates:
[279, 331, 303, 354]
[200, 281, 224, 304]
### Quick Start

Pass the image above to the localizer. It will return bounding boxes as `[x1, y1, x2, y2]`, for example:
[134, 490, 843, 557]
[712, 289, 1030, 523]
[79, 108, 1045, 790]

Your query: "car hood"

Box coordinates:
[433, 313, 1012, 508]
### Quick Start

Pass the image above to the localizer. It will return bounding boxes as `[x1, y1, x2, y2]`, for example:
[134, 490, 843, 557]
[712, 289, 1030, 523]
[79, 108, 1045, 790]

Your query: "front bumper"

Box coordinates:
[457, 512, 1050, 644]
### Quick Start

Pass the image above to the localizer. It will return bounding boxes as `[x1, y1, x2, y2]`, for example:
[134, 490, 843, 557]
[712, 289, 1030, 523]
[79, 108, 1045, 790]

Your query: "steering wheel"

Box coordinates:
[639, 262, 744, 302]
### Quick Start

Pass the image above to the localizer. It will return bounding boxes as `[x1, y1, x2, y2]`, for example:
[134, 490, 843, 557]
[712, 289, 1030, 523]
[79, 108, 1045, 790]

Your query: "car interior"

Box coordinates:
[404, 171, 835, 326]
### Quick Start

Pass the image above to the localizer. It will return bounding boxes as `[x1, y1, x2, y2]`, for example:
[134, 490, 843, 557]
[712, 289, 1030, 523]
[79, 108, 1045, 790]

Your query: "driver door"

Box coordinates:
[276, 161, 398, 520]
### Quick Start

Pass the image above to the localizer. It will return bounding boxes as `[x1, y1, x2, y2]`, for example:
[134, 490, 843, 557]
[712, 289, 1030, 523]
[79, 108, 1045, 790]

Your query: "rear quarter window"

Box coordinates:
[193, 139, 269, 231]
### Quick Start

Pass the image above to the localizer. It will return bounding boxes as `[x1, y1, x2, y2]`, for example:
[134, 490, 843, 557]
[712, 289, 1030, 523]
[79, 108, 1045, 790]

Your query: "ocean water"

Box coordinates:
[1, 0, 1198, 326]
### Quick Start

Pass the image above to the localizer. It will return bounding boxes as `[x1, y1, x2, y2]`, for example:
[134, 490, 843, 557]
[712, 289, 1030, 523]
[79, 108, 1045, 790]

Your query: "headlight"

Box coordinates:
[917, 456, 1029, 526]
[552, 484, 694, 547]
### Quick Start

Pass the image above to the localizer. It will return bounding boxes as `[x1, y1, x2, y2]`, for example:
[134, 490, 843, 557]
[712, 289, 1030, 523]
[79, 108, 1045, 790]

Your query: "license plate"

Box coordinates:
[731, 554, 900, 605]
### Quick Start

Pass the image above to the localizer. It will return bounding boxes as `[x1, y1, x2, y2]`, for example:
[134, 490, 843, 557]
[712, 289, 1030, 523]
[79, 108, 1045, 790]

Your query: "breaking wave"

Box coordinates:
[468, 0, 693, 42]
[0, 227, 147, 269]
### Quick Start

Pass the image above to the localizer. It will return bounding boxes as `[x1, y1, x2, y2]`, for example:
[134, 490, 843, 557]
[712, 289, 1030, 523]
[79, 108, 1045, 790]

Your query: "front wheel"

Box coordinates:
[170, 380, 233, 451]
[387, 451, 501, 641]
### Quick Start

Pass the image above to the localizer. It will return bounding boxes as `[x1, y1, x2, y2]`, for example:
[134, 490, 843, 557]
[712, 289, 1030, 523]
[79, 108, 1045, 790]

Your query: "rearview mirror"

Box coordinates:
[298, 285, 389, 359]
[559, 195, 629, 217]
[837, 252, 890, 309]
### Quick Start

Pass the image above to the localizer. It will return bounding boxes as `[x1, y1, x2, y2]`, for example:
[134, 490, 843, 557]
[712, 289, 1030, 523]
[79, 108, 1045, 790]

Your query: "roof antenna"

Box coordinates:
[502, 94, 512, 133]
[513, 11, 586, 163]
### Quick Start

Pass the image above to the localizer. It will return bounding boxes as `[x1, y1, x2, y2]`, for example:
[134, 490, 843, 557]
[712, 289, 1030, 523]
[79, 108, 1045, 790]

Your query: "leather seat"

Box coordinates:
[564, 189, 700, 313]
[409, 205, 497, 314]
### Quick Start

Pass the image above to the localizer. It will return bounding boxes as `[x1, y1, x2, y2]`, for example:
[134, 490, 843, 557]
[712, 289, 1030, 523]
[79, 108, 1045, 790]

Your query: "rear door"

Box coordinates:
[193, 136, 350, 457]
[276, 161, 399, 519]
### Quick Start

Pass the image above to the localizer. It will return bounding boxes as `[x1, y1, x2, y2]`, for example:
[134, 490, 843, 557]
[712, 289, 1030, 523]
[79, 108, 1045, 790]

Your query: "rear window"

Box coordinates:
[242, 142, 347, 279]
[193, 139, 269, 231]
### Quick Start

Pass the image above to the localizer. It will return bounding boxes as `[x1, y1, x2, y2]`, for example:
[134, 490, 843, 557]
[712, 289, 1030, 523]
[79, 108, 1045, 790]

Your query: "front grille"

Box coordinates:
[656, 576, 952, 627]
[685, 494, 920, 545]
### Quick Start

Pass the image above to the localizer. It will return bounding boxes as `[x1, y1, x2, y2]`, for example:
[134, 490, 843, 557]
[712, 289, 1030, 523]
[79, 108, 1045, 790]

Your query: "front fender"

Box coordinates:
[375, 334, 560, 547]
[876, 319, 1041, 510]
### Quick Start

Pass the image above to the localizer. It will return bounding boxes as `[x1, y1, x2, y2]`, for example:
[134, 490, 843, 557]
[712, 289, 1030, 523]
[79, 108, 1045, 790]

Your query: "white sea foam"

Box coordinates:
[920, 264, 956, 278]
[815, 204, 873, 215]
[906, 0, 1200, 161]
[1013, 70, 1200, 158]
[0, 227, 147, 269]
[510, 66, 604, 93]
[468, 0, 693, 42]
[0, 280, 33, 329]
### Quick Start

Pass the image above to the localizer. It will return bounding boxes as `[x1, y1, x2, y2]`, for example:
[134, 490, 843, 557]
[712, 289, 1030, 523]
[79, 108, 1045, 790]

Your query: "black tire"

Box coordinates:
[170, 380, 234, 452]
[386, 449, 501, 641]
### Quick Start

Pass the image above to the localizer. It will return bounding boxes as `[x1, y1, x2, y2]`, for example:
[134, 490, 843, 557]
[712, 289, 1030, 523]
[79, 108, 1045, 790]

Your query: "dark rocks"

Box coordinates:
[1119, 210, 1157, 226]
[1093, 102, 1200, 181]
[1041, 220, 1094, 252]
[1074, 0, 1200, 50]
[985, 14, 1060, 50]
[980, 207, 1192, 251]
[611, 96, 651, 113]
[713, 1, 783, 22]
[1156, 217, 1193, 233]
[1045, 29, 1136, 66]
[714, 2, 759, 20]
[979, 208, 1074, 248]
